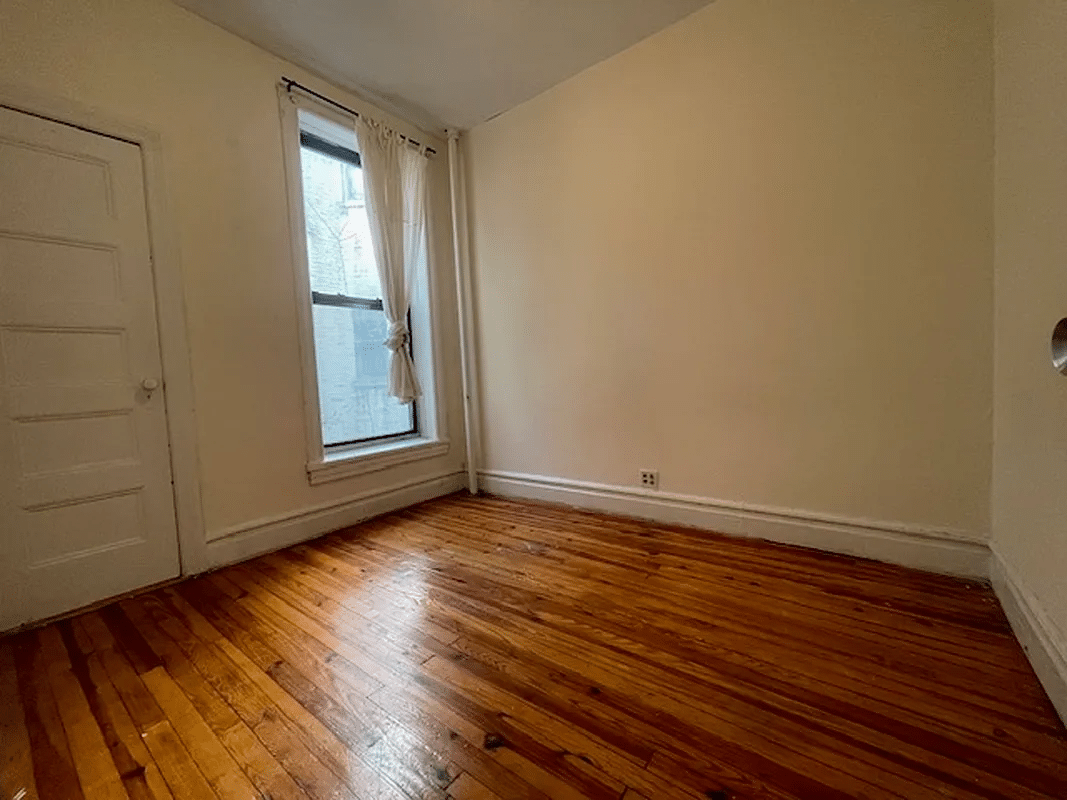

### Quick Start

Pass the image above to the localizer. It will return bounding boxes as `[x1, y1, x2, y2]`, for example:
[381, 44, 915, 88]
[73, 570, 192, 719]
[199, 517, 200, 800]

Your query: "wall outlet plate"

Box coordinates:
[639, 469, 659, 489]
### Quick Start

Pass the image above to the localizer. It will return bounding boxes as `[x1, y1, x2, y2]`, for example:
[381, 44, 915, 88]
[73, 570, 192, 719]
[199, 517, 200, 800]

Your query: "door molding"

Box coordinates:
[0, 84, 208, 574]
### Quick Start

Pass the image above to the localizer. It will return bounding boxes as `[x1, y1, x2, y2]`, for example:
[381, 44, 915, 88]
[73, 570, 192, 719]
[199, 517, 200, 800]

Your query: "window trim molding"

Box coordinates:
[278, 87, 448, 483]
[307, 436, 450, 485]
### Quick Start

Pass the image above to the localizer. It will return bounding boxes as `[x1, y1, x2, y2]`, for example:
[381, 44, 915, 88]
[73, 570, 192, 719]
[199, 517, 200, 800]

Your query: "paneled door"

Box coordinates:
[0, 106, 180, 630]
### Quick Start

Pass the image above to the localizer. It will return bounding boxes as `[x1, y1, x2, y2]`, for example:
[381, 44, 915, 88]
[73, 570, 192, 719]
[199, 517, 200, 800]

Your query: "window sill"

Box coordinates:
[306, 437, 450, 485]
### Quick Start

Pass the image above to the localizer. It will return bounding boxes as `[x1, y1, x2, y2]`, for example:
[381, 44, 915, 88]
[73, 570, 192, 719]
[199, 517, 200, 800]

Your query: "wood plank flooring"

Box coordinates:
[2, 493, 1066, 799]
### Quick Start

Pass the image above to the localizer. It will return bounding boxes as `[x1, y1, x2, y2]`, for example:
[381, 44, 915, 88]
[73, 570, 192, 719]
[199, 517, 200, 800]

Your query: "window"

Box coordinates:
[298, 127, 417, 448]
[283, 100, 447, 484]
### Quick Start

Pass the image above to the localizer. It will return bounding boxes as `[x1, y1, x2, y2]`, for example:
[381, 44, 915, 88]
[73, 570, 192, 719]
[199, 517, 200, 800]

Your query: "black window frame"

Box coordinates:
[300, 129, 418, 450]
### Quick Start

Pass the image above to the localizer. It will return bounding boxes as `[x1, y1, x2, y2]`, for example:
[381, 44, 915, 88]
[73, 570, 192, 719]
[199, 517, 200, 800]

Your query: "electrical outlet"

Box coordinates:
[639, 469, 659, 489]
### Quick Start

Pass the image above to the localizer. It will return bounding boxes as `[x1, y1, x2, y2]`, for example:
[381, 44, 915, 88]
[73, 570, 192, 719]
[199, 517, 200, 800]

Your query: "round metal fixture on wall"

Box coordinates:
[1052, 318, 1067, 375]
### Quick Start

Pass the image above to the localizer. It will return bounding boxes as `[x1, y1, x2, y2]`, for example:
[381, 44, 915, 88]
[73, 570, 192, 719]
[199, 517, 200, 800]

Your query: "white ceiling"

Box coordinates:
[172, 0, 714, 131]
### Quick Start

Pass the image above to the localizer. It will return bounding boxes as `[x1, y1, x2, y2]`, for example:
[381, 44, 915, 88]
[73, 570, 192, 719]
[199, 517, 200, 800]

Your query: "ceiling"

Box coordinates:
[172, 0, 714, 131]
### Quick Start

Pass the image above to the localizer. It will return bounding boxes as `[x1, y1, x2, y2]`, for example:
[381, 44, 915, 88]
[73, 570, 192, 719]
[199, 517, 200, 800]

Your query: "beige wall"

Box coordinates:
[0, 0, 465, 537]
[993, 1, 1067, 637]
[466, 0, 994, 536]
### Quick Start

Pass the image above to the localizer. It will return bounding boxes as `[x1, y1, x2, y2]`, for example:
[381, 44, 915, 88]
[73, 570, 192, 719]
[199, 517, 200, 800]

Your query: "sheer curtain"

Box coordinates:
[355, 116, 429, 404]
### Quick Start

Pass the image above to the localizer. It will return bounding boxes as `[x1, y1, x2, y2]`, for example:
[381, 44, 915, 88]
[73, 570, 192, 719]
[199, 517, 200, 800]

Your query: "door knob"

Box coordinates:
[141, 378, 160, 392]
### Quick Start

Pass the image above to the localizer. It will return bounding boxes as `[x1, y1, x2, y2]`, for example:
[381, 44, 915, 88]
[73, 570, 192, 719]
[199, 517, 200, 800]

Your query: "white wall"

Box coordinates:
[466, 0, 994, 539]
[0, 0, 465, 551]
[993, 0, 1067, 681]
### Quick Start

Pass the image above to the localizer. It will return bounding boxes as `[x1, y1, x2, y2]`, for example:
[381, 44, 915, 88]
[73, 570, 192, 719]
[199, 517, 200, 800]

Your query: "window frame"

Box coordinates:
[298, 129, 418, 449]
[279, 89, 449, 485]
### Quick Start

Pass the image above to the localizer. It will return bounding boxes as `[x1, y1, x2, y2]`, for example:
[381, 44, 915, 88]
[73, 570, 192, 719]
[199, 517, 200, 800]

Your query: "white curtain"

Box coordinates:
[355, 116, 428, 404]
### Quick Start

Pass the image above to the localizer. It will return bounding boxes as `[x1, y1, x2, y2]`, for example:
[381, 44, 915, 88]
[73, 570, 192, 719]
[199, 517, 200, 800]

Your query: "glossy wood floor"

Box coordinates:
[2, 494, 1066, 800]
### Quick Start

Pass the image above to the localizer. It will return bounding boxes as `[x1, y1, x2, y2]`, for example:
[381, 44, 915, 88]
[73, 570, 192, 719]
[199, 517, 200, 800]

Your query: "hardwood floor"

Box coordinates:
[2, 493, 1066, 800]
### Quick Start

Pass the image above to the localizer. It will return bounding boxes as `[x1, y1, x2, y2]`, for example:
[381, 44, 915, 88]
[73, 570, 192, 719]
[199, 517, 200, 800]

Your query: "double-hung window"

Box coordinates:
[284, 102, 446, 482]
[299, 127, 415, 446]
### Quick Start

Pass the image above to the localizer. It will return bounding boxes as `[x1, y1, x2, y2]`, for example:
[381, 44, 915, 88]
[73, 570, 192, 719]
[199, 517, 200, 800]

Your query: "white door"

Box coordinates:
[0, 106, 180, 630]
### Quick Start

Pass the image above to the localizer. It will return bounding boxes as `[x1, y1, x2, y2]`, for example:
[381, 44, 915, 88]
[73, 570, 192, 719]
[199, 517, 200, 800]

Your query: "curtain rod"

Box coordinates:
[281, 77, 437, 156]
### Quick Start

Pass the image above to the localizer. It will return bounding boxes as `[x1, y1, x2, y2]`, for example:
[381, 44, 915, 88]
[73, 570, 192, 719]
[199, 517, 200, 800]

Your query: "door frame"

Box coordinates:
[0, 84, 208, 575]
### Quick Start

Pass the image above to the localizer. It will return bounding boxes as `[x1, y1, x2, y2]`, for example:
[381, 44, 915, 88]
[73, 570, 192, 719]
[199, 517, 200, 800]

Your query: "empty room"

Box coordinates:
[1, 0, 1066, 797]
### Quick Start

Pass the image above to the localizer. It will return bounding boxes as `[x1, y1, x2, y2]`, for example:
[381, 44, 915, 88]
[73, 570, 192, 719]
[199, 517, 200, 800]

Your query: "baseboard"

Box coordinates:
[990, 549, 1067, 725]
[205, 470, 467, 569]
[479, 470, 989, 578]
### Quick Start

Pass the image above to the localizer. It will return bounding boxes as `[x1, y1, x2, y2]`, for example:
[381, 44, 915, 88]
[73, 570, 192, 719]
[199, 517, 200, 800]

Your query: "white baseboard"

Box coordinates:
[479, 470, 990, 578]
[990, 549, 1067, 725]
[205, 470, 466, 569]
